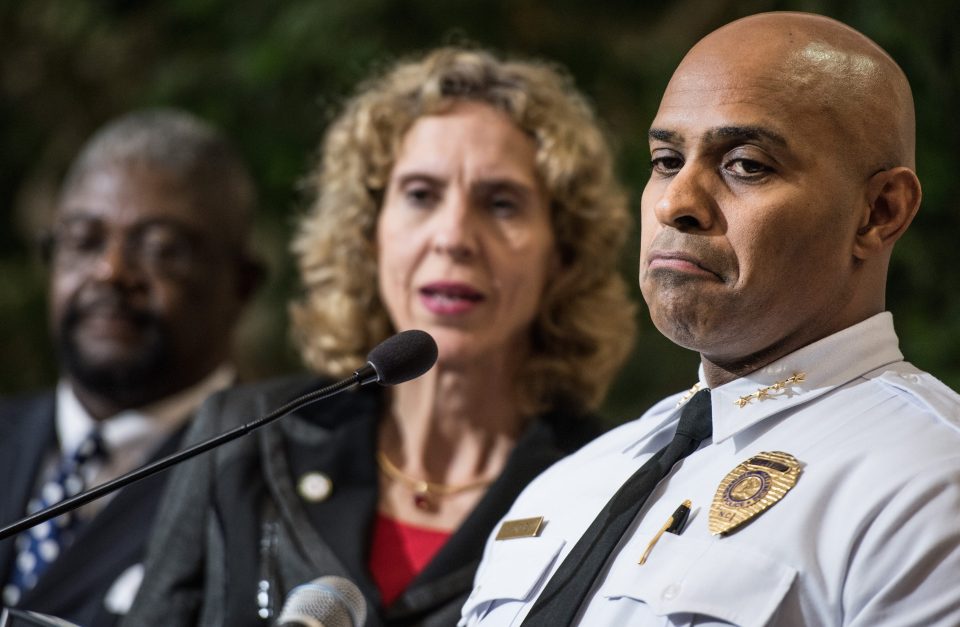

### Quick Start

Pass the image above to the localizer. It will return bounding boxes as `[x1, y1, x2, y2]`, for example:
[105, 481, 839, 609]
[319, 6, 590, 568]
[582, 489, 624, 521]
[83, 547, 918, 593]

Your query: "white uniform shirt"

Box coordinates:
[461, 313, 960, 627]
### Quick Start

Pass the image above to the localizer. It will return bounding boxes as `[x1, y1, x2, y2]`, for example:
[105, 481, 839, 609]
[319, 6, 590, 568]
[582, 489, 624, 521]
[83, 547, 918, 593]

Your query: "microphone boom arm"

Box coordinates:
[0, 374, 364, 541]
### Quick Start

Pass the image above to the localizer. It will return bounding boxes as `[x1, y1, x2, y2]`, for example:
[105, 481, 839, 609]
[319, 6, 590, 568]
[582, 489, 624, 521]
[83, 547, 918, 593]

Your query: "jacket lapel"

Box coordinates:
[264, 386, 382, 597]
[0, 394, 57, 578]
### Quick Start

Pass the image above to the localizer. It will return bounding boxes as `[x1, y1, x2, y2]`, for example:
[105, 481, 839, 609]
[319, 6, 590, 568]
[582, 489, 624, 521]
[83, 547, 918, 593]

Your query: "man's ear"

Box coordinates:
[236, 254, 267, 304]
[853, 167, 922, 260]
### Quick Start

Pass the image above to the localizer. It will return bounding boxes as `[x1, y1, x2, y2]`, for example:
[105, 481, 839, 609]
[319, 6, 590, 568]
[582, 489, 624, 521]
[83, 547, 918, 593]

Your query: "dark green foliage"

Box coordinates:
[1, 0, 957, 423]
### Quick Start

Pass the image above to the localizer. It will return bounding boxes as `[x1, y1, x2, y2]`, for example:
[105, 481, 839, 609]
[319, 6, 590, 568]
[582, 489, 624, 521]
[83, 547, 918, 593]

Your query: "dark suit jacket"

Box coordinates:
[125, 376, 601, 627]
[0, 392, 186, 627]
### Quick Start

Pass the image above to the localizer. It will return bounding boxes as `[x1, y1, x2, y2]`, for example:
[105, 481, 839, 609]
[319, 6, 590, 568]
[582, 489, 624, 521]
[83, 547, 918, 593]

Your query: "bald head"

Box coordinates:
[62, 108, 257, 250]
[640, 12, 923, 384]
[672, 12, 915, 173]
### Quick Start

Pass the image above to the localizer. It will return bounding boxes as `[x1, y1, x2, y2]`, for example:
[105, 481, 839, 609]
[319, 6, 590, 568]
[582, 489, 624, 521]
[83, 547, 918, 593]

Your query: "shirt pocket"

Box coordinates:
[460, 535, 566, 626]
[597, 531, 796, 627]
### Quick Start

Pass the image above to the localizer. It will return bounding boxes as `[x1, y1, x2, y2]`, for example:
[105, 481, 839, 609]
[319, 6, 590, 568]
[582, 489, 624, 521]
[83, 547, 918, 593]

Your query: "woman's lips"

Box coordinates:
[419, 282, 485, 315]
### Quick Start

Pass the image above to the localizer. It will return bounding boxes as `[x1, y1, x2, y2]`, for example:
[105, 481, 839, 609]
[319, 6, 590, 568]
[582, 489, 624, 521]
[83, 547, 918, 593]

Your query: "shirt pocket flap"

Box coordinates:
[598, 532, 796, 627]
[462, 535, 566, 615]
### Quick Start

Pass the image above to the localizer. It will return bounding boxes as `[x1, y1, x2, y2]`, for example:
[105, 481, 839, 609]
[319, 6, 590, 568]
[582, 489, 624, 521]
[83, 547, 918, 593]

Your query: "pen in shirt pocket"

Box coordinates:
[639, 499, 692, 565]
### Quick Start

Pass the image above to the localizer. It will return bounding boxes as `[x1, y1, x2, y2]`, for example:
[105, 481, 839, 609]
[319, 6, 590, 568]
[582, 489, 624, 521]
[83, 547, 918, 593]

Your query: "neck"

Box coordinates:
[378, 360, 527, 486]
[700, 308, 884, 388]
[700, 352, 780, 389]
[69, 383, 152, 422]
[65, 360, 228, 421]
[67, 375, 198, 422]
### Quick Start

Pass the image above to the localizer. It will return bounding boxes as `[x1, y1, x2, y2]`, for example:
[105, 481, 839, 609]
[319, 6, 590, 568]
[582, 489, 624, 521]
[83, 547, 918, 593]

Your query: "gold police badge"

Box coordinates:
[709, 451, 802, 535]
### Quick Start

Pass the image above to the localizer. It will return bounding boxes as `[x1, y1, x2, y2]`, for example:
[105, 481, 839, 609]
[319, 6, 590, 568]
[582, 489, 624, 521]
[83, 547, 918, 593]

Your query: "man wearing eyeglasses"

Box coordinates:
[0, 109, 262, 626]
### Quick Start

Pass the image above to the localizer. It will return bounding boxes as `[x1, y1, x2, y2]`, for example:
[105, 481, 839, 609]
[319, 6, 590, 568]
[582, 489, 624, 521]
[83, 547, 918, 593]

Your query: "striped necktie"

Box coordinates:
[3, 428, 108, 606]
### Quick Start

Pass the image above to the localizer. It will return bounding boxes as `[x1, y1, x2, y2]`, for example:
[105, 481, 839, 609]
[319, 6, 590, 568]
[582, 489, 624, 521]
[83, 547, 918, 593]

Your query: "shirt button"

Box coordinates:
[662, 583, 681, 601]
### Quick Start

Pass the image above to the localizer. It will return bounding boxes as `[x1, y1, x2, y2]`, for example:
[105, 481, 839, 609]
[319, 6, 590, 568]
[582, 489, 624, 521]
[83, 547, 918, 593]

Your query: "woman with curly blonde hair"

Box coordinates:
[128, 46, 635, 627]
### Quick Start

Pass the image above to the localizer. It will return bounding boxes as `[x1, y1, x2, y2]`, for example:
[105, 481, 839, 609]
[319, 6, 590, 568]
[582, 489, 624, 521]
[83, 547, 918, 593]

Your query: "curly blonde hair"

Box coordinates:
[291, 47, 635, 414]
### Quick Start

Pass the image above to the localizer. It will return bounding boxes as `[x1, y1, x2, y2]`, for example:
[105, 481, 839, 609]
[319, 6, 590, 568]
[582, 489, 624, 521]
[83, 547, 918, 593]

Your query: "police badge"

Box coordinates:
[709, 451, 802, 535]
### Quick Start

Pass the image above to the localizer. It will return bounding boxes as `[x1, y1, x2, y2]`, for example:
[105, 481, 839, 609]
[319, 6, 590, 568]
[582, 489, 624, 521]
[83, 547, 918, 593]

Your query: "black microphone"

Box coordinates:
[275, 576, 366, 627]
[0, 330, 438, 541]
[354, 328, 438, 386]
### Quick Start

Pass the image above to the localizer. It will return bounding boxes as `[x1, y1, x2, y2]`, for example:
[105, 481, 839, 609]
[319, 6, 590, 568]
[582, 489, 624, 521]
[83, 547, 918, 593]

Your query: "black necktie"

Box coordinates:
[520, 389, 713, 627]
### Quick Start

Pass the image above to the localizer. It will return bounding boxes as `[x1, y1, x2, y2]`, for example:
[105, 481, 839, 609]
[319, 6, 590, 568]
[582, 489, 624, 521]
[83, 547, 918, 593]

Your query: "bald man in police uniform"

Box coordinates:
[460, 12, 960, 627]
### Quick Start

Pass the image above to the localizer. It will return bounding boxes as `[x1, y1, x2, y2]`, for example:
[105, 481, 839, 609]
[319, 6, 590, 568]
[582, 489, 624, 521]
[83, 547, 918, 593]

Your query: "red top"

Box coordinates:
[368, 512, 453, 607]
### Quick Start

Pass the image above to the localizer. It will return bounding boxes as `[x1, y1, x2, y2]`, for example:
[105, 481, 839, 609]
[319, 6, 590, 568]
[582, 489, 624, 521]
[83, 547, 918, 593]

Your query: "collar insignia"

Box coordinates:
[734, 372, 806, 408]
[676, 382, 704, 407]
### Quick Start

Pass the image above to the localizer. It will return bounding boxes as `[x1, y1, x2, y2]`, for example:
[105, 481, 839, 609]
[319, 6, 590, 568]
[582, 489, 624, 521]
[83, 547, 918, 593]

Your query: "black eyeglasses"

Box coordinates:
[41, 218, 210, 277]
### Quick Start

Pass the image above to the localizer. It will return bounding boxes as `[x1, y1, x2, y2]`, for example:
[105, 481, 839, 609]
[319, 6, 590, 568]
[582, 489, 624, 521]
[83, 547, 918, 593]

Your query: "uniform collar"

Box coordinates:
[707, 312, 903, 443]
[623, 314, 904, 457]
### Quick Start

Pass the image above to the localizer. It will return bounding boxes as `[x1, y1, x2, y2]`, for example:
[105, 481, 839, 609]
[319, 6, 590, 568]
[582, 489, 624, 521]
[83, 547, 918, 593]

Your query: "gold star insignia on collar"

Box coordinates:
[732, 372, 807, 408]
[676, 382, 704, 407]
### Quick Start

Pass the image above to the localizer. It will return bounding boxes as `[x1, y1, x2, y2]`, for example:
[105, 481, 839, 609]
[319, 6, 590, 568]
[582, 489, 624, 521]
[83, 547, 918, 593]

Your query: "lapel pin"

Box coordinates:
[297, 471, 333, 503]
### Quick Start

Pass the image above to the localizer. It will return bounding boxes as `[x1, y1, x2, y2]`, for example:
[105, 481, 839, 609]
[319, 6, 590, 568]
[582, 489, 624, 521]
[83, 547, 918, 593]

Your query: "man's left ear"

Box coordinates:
[853, 167, 922, 260]
[236, 254, 267, 304]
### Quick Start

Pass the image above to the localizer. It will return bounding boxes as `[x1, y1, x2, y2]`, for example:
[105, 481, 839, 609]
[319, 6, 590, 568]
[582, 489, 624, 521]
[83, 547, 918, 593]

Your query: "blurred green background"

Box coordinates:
[2, 0, 958, 424]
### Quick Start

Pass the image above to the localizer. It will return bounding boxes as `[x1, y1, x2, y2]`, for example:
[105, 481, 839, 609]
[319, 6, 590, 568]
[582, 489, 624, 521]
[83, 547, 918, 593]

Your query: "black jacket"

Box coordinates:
[0, 392, 185, 627]
[125, 375, 600, 626]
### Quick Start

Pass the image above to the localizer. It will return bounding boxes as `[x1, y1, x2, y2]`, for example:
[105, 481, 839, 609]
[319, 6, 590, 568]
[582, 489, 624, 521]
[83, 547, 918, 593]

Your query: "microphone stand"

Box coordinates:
[0, 372, 372, 542]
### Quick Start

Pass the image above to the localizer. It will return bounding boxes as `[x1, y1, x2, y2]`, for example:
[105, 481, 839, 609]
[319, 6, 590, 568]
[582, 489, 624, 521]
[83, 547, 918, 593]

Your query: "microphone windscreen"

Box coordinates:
[275, 576, 366, 627]
[366, 329, 438, 385]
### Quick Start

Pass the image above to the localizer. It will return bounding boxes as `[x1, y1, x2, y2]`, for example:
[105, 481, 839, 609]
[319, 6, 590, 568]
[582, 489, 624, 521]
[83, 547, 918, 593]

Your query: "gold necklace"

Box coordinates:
[376, 451, 495, 512]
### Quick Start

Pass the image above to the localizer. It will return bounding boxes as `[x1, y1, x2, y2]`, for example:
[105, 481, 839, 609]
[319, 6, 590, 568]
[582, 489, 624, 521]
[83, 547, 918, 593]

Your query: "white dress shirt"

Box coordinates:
[461, 313, 960, 627]
[45, 365, 234, 614]
[50, 365, 235, 521]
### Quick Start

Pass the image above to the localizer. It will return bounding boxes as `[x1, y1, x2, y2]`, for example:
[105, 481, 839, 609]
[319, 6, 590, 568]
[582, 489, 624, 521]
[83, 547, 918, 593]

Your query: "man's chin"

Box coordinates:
[60, 343, 169, 397]
[647, 303, 715, 353]
[69, 362, 155, 391]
